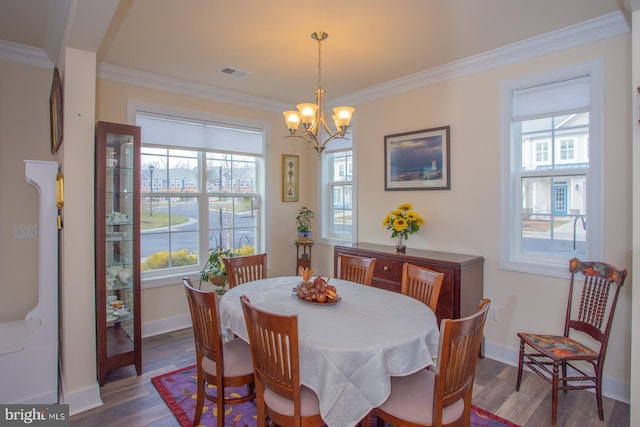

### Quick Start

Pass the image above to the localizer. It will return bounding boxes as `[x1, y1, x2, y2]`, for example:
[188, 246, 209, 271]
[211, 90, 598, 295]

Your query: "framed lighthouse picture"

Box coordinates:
[384, 126, 450, 191]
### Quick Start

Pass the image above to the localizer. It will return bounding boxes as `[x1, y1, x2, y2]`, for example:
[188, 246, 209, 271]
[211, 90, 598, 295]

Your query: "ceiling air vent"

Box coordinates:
[219, 67, 249, 78]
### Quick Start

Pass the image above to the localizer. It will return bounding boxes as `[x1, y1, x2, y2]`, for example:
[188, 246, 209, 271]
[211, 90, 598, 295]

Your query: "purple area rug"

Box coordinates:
[152, 365, 521, 427]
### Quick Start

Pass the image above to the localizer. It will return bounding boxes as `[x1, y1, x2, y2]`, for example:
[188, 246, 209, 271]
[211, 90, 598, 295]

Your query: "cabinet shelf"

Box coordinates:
[108, 281, 133, 292]
[95, 121, 142, 386]
[107, 313, 134, 325]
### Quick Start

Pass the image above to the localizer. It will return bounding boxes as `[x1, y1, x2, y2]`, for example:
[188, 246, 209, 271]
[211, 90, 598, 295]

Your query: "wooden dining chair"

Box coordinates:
[223, 253, 267, 288]
[516, 258, 627, 426]
[336, 253, 376, 286]
[373, 299, 490, 427]
[240, 295, 325, 427]
[183, 279, 255, 427]
[401, 263, 444, 313]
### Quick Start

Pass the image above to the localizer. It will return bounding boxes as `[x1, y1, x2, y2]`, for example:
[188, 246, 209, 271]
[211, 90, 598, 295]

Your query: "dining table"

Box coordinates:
[218, 276, 440, 427]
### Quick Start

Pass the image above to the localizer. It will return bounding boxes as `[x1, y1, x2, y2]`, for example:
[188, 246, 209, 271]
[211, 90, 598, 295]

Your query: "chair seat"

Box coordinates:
[263, 385, 321, 417]
[377, 368, 465, 425]
[202, 337, 254, 377]
[518, 332, 598, 361]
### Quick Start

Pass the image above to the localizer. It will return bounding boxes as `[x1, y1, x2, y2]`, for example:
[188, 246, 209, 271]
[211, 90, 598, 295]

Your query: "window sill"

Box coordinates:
[316, 236, 353, 247]
[142, 271, 201, 290]
[498, 259, 570, 279]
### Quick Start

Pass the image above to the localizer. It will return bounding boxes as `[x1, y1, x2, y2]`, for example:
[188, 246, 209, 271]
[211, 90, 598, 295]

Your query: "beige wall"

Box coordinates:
[0, 30, 632, 410]
[0, 61, 53, 322]
[345, 34, 631, 391]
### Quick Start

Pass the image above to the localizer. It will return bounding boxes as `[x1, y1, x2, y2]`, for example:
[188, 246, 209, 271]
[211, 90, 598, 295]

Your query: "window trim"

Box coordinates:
[127, 100, 270, 288]
[498, 59, 604, 278]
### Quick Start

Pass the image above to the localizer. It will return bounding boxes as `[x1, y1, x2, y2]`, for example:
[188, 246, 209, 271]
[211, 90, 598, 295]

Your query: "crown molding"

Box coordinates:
[0, 39, 52, 69]
[98, 63, 289, 112]
[333, 10, 629, 106]
[0, 11, 629, 110]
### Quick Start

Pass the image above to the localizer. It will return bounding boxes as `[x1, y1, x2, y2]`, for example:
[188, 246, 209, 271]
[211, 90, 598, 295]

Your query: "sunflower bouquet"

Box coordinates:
[382, 203, 425, 242]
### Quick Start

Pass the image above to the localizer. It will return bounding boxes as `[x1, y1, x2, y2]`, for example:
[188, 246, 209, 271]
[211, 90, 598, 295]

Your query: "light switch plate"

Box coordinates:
[14, 225, 38, 239]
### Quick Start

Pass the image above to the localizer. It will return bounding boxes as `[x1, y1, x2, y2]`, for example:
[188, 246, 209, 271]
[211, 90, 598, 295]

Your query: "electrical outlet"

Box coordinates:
[489, 307, 499, 321]
[14, 225, 38, 239]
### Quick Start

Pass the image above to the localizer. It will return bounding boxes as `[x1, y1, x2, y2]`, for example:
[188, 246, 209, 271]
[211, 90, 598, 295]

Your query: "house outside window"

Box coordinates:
[134, 110, 265, 285]
[499, 60, 603, 277]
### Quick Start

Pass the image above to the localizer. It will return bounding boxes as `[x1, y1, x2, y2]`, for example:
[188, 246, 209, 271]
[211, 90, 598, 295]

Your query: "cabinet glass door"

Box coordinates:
[104, 134, 135, 356]
[96, 121, 141, 385]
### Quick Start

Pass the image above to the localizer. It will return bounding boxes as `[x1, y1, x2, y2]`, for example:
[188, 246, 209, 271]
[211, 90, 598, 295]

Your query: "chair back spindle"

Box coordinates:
[336, 254, 376, 286]
[435, 300, 489, 414]
[224, 253, 267, 288]
[401, 263, 444, 313]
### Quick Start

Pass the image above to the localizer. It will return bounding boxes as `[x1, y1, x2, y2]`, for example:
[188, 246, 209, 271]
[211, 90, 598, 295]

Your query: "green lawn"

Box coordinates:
[140, 211, 189, 229]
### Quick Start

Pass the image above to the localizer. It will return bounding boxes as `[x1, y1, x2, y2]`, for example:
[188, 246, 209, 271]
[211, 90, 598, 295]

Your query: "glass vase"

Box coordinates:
[395, 234, 406, 252]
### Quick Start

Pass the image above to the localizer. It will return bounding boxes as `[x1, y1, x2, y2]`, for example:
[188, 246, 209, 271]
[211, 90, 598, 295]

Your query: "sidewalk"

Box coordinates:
[525, 217, 586, 241]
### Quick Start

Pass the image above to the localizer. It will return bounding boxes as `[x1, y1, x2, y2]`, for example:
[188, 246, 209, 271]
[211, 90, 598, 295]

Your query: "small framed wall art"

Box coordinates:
[384, 126, 450, 191]
[49, 67, 63, 154]
[282, 154, 299, 202]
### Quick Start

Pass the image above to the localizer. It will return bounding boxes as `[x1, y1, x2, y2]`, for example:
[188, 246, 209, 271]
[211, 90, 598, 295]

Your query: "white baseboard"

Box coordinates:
[142, 313, 192, 338]
[484, 339, 630, 404]
[61, 381, 102, 416]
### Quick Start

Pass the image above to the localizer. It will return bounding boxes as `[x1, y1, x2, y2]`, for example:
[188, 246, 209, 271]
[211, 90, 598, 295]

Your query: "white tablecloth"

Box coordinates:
[219, 276, 440, 427]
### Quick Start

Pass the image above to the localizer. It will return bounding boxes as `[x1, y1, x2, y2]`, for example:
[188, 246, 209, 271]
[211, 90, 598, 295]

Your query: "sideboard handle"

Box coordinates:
[383, 266, 390, 271]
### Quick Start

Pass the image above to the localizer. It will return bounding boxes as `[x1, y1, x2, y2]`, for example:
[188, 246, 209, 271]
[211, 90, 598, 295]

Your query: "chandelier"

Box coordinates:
[283, 31, 355, 157]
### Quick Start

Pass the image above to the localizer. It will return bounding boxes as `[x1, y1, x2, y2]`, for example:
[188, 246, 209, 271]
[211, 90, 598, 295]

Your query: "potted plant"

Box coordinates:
[199, 246, 235, 295]
[296, 206, 314, 238]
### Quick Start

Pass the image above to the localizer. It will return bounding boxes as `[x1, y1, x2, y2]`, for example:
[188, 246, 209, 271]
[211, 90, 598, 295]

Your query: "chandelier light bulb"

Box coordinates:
[283, 111, 301, 133]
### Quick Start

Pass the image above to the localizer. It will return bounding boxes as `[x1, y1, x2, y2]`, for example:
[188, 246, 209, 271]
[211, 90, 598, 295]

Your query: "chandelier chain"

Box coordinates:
[317, 37, 323, 89]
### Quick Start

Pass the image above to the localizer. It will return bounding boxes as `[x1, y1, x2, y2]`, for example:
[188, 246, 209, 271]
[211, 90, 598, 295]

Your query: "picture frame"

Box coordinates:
[282, 154, 299, 202]
[384, 126, 450, 191]
[49, 67, 63, 154]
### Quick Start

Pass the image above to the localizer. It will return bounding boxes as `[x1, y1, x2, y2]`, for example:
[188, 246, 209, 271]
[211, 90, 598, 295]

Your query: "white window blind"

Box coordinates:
[137, 113, 263, 155]
[512, 76, 590, 121]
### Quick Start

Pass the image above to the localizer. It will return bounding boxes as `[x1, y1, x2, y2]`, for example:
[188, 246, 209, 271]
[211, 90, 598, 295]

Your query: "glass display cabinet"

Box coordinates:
[95, 121, 141, 385]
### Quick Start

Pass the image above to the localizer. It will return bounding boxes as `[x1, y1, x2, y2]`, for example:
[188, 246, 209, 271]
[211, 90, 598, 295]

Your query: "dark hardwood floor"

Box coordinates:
[69, 328, 630, 427]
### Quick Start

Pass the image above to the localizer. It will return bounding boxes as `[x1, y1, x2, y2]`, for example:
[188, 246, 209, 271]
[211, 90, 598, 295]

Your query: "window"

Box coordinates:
[328, 150, 353, 237]
[499, 61, 603, 277]
[559, 139, 575, 161]
[134, 111, 265, 284]
[535, 142, 549, 163]
[320, 135, 355, 242]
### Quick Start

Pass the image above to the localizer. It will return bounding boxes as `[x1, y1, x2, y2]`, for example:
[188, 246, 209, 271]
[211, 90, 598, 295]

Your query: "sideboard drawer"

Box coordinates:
[373, 258, 404, 282]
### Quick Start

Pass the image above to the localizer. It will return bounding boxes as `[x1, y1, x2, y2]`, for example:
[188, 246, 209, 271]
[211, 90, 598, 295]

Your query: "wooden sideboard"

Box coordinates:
[334, 243, 484, 324]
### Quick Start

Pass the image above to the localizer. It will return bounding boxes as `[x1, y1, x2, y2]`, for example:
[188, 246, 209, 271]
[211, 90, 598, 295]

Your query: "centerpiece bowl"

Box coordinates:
[295, 267, 340, 305]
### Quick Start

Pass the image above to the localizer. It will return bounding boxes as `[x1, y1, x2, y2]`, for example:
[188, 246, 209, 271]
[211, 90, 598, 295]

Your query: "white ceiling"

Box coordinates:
[0, 0, 631, 108]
